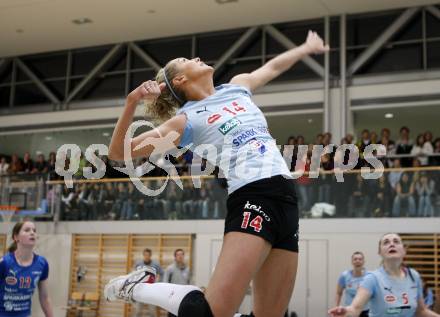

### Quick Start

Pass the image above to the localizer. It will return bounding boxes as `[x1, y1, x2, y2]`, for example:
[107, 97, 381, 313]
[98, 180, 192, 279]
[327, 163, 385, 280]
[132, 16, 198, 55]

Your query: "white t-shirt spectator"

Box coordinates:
[0, 162, 9, 175]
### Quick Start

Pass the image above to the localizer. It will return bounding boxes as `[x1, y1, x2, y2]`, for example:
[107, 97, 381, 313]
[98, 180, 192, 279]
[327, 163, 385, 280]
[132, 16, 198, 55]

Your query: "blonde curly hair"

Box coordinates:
[144, 60, 186, 122]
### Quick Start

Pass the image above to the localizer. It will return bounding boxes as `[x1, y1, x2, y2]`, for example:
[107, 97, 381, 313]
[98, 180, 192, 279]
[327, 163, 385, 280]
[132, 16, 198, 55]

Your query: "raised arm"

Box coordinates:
[230, 30, 329, 92]
[108, 81, 186, 161]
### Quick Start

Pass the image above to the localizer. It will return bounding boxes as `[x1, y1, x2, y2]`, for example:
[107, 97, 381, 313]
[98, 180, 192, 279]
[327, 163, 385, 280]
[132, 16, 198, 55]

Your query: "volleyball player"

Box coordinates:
[328, 233, 440, 317]
[105, 31, 329, 317]
[335, 251, 369, 317]
[0, 221, 53, 317]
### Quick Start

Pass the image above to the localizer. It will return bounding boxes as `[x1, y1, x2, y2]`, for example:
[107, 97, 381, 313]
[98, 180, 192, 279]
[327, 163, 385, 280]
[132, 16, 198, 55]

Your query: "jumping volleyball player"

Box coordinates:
[0, 221, 53, 317]
[105, 31, 329, 317]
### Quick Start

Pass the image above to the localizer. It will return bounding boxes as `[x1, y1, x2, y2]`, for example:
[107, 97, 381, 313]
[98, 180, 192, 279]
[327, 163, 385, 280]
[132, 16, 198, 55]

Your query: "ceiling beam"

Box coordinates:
[426, 5, 440, 20]
[15, 58, 60, 104]
[128, 42, 162, 72]
[65, 44, 124, 104]
[347, 7, 420, 76]
[214, 26, 260, 77]
[264, 25, 326, 78]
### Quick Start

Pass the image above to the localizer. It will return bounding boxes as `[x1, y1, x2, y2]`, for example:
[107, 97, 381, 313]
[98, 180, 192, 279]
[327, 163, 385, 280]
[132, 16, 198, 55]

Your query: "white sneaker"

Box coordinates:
[104, 266, 156, 302]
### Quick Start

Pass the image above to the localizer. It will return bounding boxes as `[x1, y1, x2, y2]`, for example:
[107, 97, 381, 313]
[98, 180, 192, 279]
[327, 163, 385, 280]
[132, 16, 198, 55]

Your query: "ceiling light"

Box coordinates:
[72, 18, 93, 25]
[45, 136, 53, 140]
[384, 113, 394, 119]
[308, 118, 313, 123]
[102, 132, 110, 137]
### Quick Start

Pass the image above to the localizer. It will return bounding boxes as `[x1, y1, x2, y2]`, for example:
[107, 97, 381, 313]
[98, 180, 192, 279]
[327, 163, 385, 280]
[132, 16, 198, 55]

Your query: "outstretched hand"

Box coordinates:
[304, 30, 330, 54]
[128, 80, 166, 104]
[328, 306, 349, 317]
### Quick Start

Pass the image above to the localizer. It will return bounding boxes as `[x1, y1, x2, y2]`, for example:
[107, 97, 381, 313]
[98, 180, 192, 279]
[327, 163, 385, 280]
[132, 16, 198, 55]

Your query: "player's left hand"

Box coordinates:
[304, 30, 330, 54]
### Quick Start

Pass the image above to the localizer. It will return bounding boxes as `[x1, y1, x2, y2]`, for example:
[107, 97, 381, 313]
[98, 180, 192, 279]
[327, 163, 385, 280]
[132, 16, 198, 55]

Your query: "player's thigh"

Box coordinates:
[205, 232, 271, 317]
[252, 249, 298, 317]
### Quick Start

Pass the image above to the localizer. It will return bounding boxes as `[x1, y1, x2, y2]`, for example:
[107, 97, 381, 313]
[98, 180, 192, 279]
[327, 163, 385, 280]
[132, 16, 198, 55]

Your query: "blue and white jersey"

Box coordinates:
[0, 252, 49, 317]
[177, 84, 291, 194]
[338, 269, 370, 308]
[361, 266, 423, 317]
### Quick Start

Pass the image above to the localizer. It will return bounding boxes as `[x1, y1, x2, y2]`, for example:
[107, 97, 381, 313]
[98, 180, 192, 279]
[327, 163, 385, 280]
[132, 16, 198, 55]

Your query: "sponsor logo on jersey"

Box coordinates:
[5, 276, 17, 286]
[218, 118, 241, 135]
[244, 201, 271, 221]
[384, 294, 397, 303]
[248, 139, 267, 154]
[207, 113, 221, 124]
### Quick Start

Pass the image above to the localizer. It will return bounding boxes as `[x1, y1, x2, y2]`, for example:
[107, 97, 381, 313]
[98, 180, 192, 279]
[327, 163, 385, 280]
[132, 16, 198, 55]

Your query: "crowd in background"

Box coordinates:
[1, 126, 440, 220]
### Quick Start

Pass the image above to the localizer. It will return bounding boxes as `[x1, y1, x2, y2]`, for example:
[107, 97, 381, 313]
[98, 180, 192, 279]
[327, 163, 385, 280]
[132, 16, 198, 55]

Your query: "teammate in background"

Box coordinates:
[105, 30, 329, 317]
[0, 221, 53, 317]
[133, 248, 164, 317]
[329, 233, 440, 317]
[335, 252, 369, 317]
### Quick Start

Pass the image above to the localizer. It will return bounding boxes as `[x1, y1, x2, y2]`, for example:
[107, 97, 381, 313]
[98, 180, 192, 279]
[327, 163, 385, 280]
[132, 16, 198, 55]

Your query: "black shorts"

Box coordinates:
[225, 175, 299, 252]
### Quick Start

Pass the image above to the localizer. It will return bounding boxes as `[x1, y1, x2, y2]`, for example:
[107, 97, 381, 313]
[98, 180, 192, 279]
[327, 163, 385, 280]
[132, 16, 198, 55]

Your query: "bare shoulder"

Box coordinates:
[229, 73, 251, 87]
[161, 114, 187, 133]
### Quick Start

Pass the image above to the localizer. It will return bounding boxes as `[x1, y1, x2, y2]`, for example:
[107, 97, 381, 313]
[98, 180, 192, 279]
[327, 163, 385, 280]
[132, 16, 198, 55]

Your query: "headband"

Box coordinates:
[163, 70, 184, 105]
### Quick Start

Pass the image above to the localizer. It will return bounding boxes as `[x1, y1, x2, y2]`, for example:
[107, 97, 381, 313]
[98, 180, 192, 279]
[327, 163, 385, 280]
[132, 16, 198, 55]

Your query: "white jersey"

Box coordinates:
[177, 84, 291, 194]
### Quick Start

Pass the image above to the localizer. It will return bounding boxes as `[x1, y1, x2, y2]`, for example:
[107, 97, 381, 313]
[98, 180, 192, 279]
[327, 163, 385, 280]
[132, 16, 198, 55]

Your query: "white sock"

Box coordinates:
[132, 283, 201, 315]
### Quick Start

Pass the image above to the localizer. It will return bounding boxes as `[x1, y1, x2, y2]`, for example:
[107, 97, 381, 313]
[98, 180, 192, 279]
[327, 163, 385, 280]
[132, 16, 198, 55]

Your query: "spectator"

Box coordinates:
[388, 158, 403, 191]
[318, 153, 333, 203]
[322, 132, 332, 147]
[133, 248, 164, 317]
[348, 174, 370, 217]
[416, 173, 435, 217]
[370, 131, 378, 144]
[315, 134, 323, 145]
[165, 181, 183, 219]
[356, 129, 371, 154]
[120, 183, 135, 220]
[0, 156, 9, 175]
[395, 126, 413, 167]
[431, 138, 440, 166]
[32, 154, 48, 174]
[369, 175, 392, 217]
[22, 152, 34, 174]
[423, 131, 434, 160]
[411, 134, 429, 166]
[392, 172, 416, 217]
[9, 154, 23, 174]
[296, 155, 312, 215]
[345, 133, 354, 145]
[163, 249, 191, 317]
[297, 135, 305, 145]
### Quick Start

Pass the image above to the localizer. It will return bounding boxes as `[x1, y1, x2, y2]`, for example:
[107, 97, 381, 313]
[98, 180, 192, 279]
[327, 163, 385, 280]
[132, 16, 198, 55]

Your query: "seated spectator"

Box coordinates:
[348, 174, 370, 217]
[392, 172, 416, 217]
[388, 158, 403, 191]
[395, 126, 413, 167]
[165, 181, 183, 219]
[369, 174, 392, 217]
[356, 129, 371, 154]
[0, 156, 9, 175]
[297, 135, 305, 145]
[32, 154, 48, 174]
[416, 173, 435, 217]
[22, 152, 34, 174]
